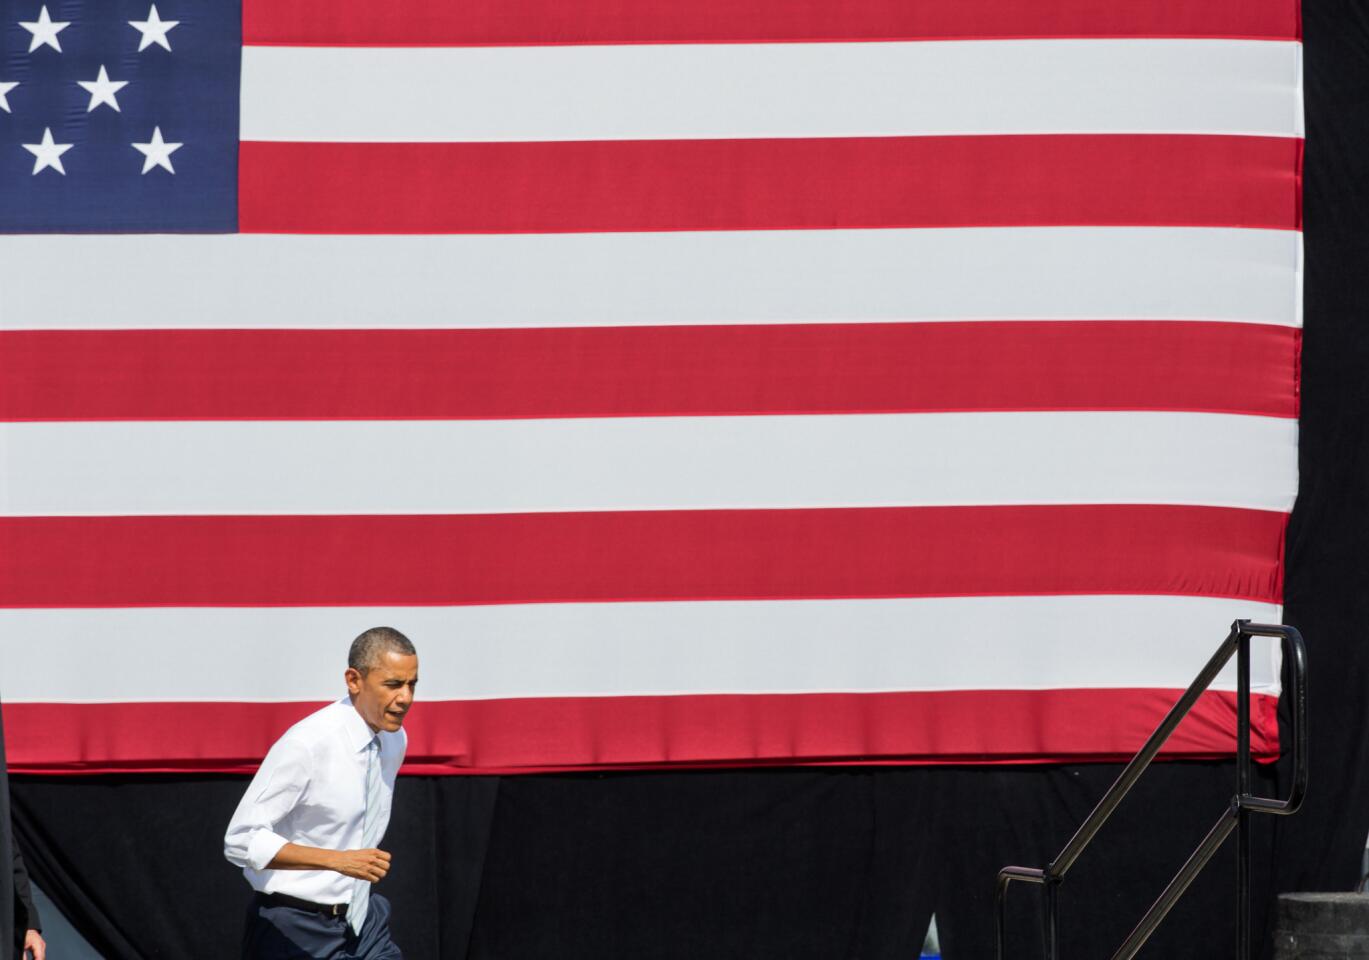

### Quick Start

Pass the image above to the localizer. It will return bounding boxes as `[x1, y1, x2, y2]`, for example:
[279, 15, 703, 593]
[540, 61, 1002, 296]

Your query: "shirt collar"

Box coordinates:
[337, 697, 378, 752]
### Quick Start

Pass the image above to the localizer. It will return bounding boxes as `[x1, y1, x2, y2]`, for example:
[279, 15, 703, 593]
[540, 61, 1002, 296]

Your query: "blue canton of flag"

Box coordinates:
[0, 0, 239, 232]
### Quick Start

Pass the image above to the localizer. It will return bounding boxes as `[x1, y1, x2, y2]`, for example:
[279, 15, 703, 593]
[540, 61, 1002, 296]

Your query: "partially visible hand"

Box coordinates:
[24, 928, 46, 960]
[329, 847, 391, 882]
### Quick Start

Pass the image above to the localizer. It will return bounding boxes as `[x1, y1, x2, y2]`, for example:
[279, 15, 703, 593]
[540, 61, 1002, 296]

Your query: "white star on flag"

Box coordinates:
[0, 81, 17, 113]
[77, 66, 129, 113]
[132, 126, 182, 174]
[129, 4, 178, 52]
[23, 127, 73, 175]
[19, 5, 70, 53]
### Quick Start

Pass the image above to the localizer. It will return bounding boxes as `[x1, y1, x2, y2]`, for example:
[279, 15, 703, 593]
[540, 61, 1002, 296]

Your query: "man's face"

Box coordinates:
[346, 650, 419, 733]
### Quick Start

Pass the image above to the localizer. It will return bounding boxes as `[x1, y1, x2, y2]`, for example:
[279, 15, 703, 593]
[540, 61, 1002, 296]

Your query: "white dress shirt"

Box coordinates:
[224, 698, 406, 904]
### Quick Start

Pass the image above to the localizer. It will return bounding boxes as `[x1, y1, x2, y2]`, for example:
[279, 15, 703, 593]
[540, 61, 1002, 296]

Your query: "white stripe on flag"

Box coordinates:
[0, 596, 1283, 703]
[240, 40, 1303, 142]
[0, 228, 1300, 331]
[0, 412, 1298, 516]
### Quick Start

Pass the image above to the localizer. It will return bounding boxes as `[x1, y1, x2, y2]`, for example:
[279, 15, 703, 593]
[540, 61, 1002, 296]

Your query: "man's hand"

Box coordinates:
[327, 847, 391, 883]
[267, 841, 392, 882]
[24, 928, 46, 960]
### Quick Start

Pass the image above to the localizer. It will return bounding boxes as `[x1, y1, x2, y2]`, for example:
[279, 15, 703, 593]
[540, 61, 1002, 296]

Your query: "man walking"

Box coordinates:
[225, 627, 418, 959]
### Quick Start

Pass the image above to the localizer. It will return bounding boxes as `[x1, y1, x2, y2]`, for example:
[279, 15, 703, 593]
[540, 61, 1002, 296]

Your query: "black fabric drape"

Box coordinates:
[9, 776, 497, 960]
[12, 764, 1281, 960]
[467, 764, 1282, 960]
[466, 770, 882, 960]
[1276, 0, 1369, 896]
[1, 699, 15, 956]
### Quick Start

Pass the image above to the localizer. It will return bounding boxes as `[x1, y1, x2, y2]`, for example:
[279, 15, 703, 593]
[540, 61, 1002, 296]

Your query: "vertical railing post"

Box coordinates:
[1046, 878, 1060, 960]
[1236, 627, 1252, 960]
[997, 867, 1046, 960]
[997, 880, 1007, 960]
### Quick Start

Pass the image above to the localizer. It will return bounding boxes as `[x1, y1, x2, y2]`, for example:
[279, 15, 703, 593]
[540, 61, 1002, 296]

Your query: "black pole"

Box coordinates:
[995, 873, 1009, 960]
[1237, 632, 1252, 960]
[995, 866, 1045, 960]
[1046, 879, 1060, 960]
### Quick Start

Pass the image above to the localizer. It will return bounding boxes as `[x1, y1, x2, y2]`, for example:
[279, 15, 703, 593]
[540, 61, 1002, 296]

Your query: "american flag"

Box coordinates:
[0, 0, 1301, 773]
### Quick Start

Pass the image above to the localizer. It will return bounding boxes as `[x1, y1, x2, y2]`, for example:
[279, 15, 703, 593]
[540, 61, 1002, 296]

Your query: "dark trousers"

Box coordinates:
[242, 892, 402, 960]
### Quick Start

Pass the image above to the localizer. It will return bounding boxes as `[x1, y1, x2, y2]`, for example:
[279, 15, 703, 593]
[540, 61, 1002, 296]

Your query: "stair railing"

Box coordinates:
[995, 620, 1307, 960]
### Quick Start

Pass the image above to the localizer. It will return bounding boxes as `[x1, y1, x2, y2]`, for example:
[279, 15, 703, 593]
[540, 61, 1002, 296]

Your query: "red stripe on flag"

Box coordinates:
[2, 690, 1281, 774]
[242, 0, 1299, 47]
[0, 322, 1300, 422]
[0, 506, 1285, 608]
[238, 135, 1302, 235]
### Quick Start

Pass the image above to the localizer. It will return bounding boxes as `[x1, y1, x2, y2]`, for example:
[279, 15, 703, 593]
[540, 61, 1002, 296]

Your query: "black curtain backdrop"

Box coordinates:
[7, 777, 497, 960]
[1275, 0, 1369, 896]
[1, 701, 15, 957]
[6, 0, 1367, 958]
[10, 763, 1281, 960]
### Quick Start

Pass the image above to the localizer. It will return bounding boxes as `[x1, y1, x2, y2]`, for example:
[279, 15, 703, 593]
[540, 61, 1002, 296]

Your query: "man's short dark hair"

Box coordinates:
[348, 626, 417, 674]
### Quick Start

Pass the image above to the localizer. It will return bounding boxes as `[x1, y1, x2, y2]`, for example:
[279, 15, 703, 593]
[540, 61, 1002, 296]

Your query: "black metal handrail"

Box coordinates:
[995, 620, 1307, 960]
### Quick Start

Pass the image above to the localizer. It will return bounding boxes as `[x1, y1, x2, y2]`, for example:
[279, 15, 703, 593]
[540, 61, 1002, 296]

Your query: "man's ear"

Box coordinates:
[345, 667, 363, 695]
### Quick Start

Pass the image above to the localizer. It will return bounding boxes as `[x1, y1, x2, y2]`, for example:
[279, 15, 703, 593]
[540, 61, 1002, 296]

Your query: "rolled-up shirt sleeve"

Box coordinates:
[224, 738, 312, 871]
